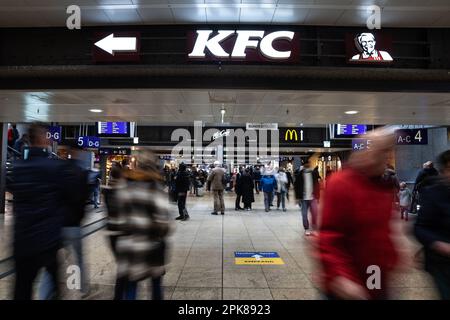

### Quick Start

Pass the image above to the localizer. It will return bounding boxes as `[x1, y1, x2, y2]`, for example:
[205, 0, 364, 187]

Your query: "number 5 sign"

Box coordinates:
[396, 129, 428, 145]
[46, 126, 62, 142]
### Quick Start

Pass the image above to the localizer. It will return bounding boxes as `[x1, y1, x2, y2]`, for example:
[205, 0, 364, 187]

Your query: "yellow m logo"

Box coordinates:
[285, 129, 298, 141]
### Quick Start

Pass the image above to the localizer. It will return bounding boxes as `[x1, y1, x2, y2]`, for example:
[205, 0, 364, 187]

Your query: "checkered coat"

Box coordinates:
[115, 172, 172, 282]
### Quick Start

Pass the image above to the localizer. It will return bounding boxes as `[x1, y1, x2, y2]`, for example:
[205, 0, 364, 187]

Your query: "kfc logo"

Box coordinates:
[188, 30, 297, 62]
[350, 32, 393, 62]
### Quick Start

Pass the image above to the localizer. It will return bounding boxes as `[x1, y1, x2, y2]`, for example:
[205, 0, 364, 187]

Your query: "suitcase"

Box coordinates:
[197, 186, 205, 197]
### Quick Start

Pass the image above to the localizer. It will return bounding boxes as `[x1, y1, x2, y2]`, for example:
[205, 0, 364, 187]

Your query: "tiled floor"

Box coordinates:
[0, 191, 440, 300]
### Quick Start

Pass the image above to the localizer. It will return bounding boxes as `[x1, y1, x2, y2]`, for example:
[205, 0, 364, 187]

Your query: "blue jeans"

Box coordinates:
[122, 277, 163, 300]
[300, 199, 318, 230]
[264, 192, 273, 211]
[93, 186, 100, 208]
[39, 227, 89, 299]
[276, 191, 286, 210]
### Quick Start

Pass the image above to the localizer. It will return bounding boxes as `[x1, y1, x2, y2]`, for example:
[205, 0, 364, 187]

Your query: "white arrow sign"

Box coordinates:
[94, 33, 137, 55]
[252, 254, 263, 261]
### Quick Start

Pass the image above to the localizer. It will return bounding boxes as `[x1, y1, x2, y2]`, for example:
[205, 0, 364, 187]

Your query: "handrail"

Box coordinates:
[7, 146, 21, 156]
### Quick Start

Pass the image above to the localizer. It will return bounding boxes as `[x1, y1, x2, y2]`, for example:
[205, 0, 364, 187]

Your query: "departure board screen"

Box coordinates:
[97, 122, 130, 137]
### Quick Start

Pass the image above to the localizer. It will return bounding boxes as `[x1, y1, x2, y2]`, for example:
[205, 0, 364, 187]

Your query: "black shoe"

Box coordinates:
[175, 216, 184, 220]
[211, 212, 218, 215]
[221, 212, 224, 215]
[182, 215, 190, 221]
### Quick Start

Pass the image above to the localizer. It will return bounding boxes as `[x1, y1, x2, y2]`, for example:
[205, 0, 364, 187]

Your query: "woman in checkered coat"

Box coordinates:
[115, 151, 172, 300]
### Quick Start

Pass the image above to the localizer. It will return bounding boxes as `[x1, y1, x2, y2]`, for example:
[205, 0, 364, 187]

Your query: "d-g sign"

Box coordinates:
[188, 30, 297, 61]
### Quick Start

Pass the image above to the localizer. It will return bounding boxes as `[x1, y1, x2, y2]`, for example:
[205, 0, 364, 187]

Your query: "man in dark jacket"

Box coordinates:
[252, 166, 262, 194]
[414, 150, 450, 299]
[294, 160, 321, 236]
[234, 167, 244, 210]
[175, 163, 191, 221]
[410, 161, 440, 213]
[11, 123, 72, 300]
[39, 143, 90, 299]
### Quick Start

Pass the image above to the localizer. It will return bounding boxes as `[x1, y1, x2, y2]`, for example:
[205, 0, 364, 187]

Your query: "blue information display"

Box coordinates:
[336, 124, 367, 136]
[97, 122, 129, 136]
[77, 136, 100, 149]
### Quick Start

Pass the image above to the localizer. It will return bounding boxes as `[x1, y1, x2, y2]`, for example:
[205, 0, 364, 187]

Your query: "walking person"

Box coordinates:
[275, 168, 288, 211]
[285, 168, 294, 201]
[11, 123, 72, 300]
[102, 162, 128, 300]
[294, 160, 321, 236]
[398, 182, 412, 221]
[260, 174, 277, 212]
[39, 143, 91, 299]
[234, 167, 244, 210]
[317, 129, 399, 300]
[115, 151, 172, 300]
[414, 150, 450, 300]
[240, 168, 255, 210]
[207, 161, 226, 215]
[252, 166, 262, 194]
[175, 163, 190, 221]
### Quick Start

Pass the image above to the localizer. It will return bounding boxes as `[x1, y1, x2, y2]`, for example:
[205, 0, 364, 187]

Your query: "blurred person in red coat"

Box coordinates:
[316, 128, 399, 300]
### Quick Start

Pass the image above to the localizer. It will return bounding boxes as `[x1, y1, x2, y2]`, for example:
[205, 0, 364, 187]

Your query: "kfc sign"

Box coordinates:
[188, 30, 298, 62]
[346, 32, 393, 64]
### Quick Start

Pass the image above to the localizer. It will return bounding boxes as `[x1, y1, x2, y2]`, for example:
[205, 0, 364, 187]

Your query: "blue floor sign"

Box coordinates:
[234, 252, 284, 265]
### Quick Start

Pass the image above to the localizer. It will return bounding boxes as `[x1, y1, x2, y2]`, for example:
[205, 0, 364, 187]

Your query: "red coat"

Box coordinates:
[317, 168, 398, 299]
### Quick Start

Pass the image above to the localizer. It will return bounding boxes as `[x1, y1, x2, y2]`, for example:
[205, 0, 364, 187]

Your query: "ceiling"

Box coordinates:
[0, 0, 449, 28]
[0, 89, 449, 124]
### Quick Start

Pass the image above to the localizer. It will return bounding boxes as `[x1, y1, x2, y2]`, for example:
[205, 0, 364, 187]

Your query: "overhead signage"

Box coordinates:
[246, 123, 278, 130]
[212, 129, 231, 140]
[323, 141, 331, 148]
[396, 129, 428, 145]
[46, 126, 61, 142]
[99, 147, 131, 156]
[234, 252, 284, 265]
[352, 138, 372, 151]
[77, 136, 100, 149]
[97, 122, 130, 137]
[280, 128, 304, 142]
[93, 32, 140, 63]
[187, 30, 299, 62]
[336, 124, 367, 136]
[346, 32, 393, 64]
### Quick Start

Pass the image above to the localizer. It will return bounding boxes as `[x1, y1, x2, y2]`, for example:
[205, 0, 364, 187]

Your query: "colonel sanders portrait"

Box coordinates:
[351, 32, 393, 61]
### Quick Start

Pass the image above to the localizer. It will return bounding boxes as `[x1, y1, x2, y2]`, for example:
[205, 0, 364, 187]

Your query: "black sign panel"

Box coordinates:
[396, 129, 428, 145]
[99, 148, 131, 156]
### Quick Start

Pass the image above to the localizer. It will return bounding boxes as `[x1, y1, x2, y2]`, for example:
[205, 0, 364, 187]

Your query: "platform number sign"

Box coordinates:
[77, 136, 100, 149]
[46, 126, 62, 142]
[396, 129, 428, 145]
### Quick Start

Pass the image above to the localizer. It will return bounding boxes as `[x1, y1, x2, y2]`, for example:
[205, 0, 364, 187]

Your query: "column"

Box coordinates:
[0, 123, 8, 214]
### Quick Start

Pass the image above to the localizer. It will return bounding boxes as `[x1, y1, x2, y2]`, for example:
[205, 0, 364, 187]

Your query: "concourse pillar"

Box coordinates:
[0, 123, 8, 215]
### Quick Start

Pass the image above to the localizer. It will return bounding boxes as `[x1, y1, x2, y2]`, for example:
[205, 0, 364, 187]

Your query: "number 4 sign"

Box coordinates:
[396, 129, 428, 145]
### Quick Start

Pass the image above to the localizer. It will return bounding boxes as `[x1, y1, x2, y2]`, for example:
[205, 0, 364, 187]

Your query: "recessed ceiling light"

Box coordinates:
[300, 123, 304, 126]
[308, 149, 313, 152]
[345, 110, 358, 115]
[89, 108, 103, 113]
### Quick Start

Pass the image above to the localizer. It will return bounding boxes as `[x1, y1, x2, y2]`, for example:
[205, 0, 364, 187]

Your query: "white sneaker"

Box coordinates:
[305, 230, 312, 236]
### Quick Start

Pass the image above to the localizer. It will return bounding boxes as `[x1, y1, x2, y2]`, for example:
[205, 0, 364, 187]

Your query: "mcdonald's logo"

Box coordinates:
[285, 129, 298, 141]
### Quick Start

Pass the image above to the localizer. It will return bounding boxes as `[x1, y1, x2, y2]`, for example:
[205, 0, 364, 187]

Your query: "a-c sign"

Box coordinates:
[188, 30, 298, 62]
[396, 129, 428, 145]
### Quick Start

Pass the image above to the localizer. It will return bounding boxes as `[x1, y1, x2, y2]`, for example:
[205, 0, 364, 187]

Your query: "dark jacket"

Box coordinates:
[175, 169, 191, 194]
[64, 159, 89, 227]
[414, 167, 439, 192]
[240, 173, 255, 204]
[252, 168, 262, 181]
[11, 148, 72, 258]
[414, 177, 450, 269]
[235, 172, 243, 195]
[260, 175, 277, 193]
[294, 168, 321, 200]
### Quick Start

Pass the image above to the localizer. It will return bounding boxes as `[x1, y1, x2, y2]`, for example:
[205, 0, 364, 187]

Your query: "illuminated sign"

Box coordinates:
[96, 122, 130, 137]
[95, 33, 137, 55]
[336, 124, 367, 136]
[212, 129, 231, 140]
[46, 126, 61, 142]
[352, 138, 371, 151]
[283, 129, 304, 142]
[77, 136, 100, 149]
[246, 123, 278, 130]
[396, 129, 428, 145]
[347, 32, 393, 64]
[92, 32, 140, 63]
[188, 30, 297, 61]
